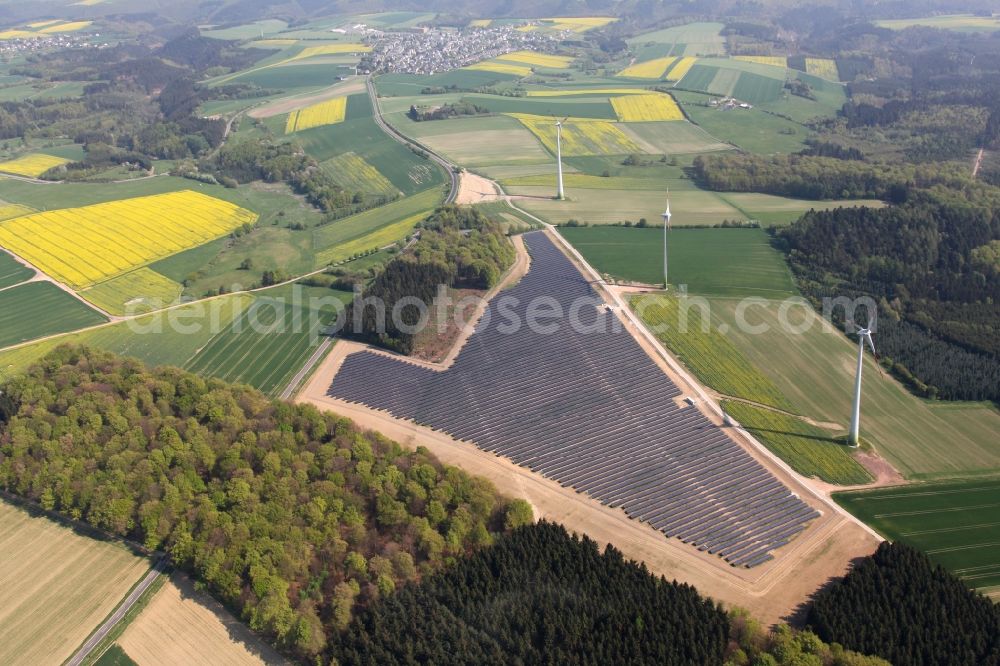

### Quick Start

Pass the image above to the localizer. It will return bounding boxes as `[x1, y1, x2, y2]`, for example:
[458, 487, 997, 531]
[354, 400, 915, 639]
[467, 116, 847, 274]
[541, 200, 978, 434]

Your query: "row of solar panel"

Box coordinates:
[329, 231, 818, 567]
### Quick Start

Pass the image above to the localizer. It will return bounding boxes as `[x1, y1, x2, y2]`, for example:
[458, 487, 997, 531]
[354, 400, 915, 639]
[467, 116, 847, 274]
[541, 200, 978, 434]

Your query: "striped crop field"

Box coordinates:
[734, 55, 787, 68]
[611, 93, 684, 121]
[835, 478, 1000, 597]
[319, 152, 398, 196]
[804, 58, 840, 80]
[723, 400, 872, 485]
[631, 293, 793, 410]
[464, 61, 533, 77]
[0, 190, 257, 288]
[80, 267, 183, 315]
[316, 211, 427, 266]
[496, 50, 574, 68]
[0, 153, 71, 177]
[616, 57, 677, 79]
[285, 96, 348, 133]
[185, 294, 343, 397]
[666, 56, 698, 81]
[526, 88, 653, 97]
[509, 113, 641, 156]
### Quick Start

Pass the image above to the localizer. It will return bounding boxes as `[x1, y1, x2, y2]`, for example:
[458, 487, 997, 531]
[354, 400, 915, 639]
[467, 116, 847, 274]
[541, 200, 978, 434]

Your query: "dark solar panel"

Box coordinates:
[328, 231, 817, 567]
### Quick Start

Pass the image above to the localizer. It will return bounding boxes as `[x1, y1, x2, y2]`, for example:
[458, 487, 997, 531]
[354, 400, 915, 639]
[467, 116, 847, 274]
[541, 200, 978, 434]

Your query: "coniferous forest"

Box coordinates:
[332, 520, 729, 665]
[808, 542, 1000, 666]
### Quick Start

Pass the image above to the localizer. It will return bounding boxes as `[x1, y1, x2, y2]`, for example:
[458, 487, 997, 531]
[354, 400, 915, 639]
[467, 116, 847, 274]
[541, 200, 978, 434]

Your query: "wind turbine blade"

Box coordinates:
[865, 332, 884, 378]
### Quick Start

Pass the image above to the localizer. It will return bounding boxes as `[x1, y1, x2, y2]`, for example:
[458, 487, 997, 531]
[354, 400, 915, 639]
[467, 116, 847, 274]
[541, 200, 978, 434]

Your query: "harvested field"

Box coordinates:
[0, 499, 150, 666]
[119, 573, 286, 666]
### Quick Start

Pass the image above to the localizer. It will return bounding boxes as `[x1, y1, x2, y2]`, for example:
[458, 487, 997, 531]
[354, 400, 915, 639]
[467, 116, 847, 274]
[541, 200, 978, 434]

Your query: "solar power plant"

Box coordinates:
[329, 231, 819, 567]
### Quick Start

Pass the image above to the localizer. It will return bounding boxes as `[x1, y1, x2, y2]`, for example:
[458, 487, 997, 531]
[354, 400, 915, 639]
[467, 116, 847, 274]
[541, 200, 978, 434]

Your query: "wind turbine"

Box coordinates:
[848, 322, 880, 447]
[554, 117, 567, 200]
[661, 189, 671, 290]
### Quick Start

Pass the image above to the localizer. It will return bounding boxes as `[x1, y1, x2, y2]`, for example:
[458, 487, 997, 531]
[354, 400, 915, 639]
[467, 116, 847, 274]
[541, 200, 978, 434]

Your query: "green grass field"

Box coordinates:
[392, 113, 552, 168]
[184, 286, 348, 396]
[619, 120, 731, 154]
[723, 400, 872, 485]
[674, 91, 808, 153]
[627, 22, 726, 56]
[291, 94, 445, 195]
[835, 479, 1000, 597]
[705, 299, 1000, 479]
[0, 282, 106, 348]
[312, 187, 441, 267]
[0, 250, 33, 288]
[559, 226, 797, 297]
[631, 293, 793, 410]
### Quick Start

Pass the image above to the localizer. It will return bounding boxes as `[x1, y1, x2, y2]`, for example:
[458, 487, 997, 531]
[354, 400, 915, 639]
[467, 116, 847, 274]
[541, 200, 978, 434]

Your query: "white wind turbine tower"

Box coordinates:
[661, 189, 671, 290]
[848, 322, 880, 447]
[554, 117, 567, 200]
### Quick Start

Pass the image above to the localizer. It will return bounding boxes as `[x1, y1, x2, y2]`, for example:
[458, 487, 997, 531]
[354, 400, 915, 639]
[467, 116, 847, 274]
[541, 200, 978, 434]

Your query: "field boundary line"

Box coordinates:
[282, 336, 334, 399]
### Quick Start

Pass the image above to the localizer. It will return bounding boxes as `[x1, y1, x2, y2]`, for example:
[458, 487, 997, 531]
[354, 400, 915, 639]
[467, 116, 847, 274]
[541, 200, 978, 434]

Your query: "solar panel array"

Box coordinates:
[329, 231, 819, 567]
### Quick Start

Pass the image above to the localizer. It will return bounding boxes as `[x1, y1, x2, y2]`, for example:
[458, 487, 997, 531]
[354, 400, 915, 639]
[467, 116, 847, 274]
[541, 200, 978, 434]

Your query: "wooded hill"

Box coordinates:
[0, 345, 531, 660]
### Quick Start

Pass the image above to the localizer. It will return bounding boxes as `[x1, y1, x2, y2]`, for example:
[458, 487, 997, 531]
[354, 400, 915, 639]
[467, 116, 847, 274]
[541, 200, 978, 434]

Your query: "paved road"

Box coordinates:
[65, 557, 168, 666]
[280, 336, 334, 400]
[366, 76, 459, 203]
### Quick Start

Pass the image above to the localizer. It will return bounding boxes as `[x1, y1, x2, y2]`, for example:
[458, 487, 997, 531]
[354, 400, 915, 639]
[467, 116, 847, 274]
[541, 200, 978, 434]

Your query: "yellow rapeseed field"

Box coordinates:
[26, 19, 63, 28]
[0, 190, 257, 288]
[0, 203, 35, 221]
[734, 55, 787, 68]
[469, 19, 491, 28]
[0, 153, 72, 177]
[540, 17, 617, 32]
[81, 267, 183, 315]
[611, 94, 684, 122]
[316, 212, 429, 266]
[0, 30, 39, 40]
[509, 113, 641, 156]
[516, 25, 539, 32]
[285, 96, 348, 133]
[496, 50, 574, 69]
[616, 57, 677, 79]
[38, 20, 92, 33]
[464, 61, 533, 77]
[527, 88, 652, 97]
[665, 56, 698, 81]
[805, 58, 840, 80]
[288, 43, 371, 63]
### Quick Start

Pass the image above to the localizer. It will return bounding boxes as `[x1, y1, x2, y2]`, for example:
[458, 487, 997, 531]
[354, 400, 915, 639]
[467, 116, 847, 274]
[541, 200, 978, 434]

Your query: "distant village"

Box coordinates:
[360, 25, 561, 75]
[0, 34, 98, 57]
